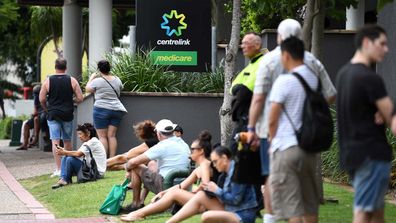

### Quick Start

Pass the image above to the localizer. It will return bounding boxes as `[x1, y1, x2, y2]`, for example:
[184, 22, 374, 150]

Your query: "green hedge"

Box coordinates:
[81, 50, 224, 94]
[0, 117, 13, 139]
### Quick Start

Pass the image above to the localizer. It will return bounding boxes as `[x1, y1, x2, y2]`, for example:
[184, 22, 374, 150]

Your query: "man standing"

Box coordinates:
[268, 36, 319, 223]
[124, 119, 190, 212]
[336, 25, 393, 223]
[0, 86, 5, 119]
[247, 19, 336, 223]
[40, 58, 83, 177]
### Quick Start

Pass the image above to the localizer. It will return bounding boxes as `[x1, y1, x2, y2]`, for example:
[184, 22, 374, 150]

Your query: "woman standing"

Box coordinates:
[86, 60, 127, 158]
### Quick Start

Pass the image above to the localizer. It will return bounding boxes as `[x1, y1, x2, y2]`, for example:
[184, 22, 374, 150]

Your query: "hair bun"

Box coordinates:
[198, 130, 212, 142]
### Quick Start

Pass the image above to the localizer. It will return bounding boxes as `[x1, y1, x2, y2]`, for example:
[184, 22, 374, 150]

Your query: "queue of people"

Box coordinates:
[35, 18, 395, 223]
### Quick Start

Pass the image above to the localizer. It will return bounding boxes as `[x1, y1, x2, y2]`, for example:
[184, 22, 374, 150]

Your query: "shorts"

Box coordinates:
[93, 106, 124, 129]
[352, 159, 391, 212]
[26, 117, 35, 128]
[141, 167, 164, 194]
[259, 138, 270, 176]
[269, 146, 319, 220]
[47, 120, 73, 140]
[234, 207, 257, 223]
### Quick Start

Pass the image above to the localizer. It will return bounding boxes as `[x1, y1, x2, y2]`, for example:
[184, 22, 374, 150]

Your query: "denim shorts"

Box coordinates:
[47, 120, 73, 140]
[259, 138, 270, 176]
[93, 106, 124, 129]
[234, 207, 257, 223]
[352, 159, 391, 212]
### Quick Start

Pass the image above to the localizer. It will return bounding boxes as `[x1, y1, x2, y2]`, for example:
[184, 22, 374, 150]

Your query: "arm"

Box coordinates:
[375, 96, 394, 126]
[213, 182, 248, 205]
[39, 79, 49, 112]
[55, 146, 84, 157]
[247, 93, 266, 131]
[125, 154, 150, 171]
[126, 143, 150, 160]
[71, 77, 84, 103]
[85, 73, 100, 93]
[268, 102, 282, 142]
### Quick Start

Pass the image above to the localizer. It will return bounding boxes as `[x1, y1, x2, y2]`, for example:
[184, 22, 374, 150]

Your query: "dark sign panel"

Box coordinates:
[136, 0, 211, 72]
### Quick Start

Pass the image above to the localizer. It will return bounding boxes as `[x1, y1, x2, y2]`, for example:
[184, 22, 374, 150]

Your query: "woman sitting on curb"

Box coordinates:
[52, 123, 107, 189]
[120, 130, 218, 222]
[165, 146, 258, 223]
[107, 120, 158, 171]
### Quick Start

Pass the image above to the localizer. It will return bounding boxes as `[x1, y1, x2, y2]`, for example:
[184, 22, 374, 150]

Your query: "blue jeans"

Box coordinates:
[47, 120, 73, 140]
[60, 156, 82, 183]
[352, 159, 391, 212]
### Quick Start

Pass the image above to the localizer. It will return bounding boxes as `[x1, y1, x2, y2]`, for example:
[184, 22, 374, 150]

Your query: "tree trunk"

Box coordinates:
[220, 0, 241, 146]
[302, 0, 315, 51]
[311, 0, 326, 204]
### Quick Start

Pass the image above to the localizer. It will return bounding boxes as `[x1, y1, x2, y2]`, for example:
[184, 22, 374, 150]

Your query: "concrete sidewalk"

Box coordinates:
[0, 140, 110, 223]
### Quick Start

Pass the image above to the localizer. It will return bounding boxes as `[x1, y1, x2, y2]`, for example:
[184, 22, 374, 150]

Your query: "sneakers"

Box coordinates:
[50, 170, 61, 178]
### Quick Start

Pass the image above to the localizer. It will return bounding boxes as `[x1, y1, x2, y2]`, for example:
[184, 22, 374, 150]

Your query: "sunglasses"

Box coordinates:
[190, 147, 200, 152]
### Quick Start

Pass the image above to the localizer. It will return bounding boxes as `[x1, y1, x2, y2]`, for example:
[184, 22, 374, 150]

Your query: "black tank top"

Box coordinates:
[47, 74, 74, 121]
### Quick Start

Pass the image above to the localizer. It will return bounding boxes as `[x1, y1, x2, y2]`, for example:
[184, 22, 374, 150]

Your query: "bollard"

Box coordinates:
[9, 119, 22, 146]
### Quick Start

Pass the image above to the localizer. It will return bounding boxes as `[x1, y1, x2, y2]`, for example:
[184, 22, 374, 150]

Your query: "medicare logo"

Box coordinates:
[160, 10, 187, 37]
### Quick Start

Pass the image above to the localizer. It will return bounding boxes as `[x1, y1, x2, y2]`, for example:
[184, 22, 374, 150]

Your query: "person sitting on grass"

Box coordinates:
[122, 119, 190, 212]
[174, 125, 183, 138]
[120, 130, 218, 222]
[107, 120, 158, 171]
[51, 123, 107, 189]
[165, 146, 258, 223]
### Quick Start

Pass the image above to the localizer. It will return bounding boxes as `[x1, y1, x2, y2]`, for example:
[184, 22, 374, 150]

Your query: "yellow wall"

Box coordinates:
[40, 38, 87, 82]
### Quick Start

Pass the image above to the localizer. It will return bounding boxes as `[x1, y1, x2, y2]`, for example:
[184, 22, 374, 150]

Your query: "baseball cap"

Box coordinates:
[155, 119, 177, 133]
[277, 19, 302, 41]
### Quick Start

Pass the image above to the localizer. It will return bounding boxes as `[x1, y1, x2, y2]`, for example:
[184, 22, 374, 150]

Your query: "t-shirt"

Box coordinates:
[47, 74, 74, 121]
[269, 64, 318, 152]
[144, 136, 190, 177]
[336, 63, 392, 174]
[78, 137, 107, 175]
[254, 47, 336, 138]
[87, 76, 127, 112]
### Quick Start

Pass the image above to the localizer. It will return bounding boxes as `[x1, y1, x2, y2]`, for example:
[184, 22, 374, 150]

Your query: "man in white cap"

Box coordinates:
[123, 119, 190, 212]
[247, 19, 336, 223]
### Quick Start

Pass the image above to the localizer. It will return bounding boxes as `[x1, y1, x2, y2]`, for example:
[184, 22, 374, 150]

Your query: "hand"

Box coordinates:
[151, 191, 165, 203]
[125, 171, 131, 179]
[246, 131, 260, 151]
[201, 181, 218, 192]
[374, 111, 385, 125]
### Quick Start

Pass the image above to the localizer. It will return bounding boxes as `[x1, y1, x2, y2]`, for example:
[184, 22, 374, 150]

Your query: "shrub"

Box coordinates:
[0, 116, 14, 139]
[96, 49, 225, 93]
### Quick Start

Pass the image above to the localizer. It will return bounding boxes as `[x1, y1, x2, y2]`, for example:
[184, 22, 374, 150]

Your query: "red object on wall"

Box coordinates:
[19, 87, 32, 99]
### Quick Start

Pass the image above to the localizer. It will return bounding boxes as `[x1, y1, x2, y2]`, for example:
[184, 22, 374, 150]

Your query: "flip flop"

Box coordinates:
[16, 146, 28, 150]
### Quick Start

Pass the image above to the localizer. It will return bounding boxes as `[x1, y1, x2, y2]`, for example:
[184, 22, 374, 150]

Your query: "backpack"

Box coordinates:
[283, 72, 333, 153]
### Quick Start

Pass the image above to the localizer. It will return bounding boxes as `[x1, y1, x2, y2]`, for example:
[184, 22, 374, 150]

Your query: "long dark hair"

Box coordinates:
[197, 130, 212, 158]
[77, 123, 97, 139]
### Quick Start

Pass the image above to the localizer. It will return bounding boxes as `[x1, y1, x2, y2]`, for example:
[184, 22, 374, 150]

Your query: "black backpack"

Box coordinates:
[283, 72, 333, 153]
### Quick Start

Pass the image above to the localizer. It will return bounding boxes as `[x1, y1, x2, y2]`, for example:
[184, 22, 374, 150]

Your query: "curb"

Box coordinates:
[0, 160, 55, 220]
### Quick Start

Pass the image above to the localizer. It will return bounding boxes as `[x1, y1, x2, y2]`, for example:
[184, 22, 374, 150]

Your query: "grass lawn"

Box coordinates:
[20, 171, 396, 222]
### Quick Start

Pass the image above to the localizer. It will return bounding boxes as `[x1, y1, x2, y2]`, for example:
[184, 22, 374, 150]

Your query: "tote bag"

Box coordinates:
[99, 179, 130, 215]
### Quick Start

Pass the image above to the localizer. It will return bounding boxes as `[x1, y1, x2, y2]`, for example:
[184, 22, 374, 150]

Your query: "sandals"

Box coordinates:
[16, 146, 28, 151]
[51, 179, 68, 189]
[120, 214, 144, 222]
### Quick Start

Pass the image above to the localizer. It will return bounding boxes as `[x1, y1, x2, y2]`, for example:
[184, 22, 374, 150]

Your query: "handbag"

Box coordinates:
[99, 179, 130, 215]
[77, 145, 101, 183]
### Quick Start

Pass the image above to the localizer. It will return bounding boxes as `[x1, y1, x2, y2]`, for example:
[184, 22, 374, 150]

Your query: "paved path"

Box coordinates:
[0, 140, 110, 223]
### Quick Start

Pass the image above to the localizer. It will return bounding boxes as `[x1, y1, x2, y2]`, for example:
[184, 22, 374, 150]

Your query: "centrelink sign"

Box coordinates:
[136, 0, 211, 72]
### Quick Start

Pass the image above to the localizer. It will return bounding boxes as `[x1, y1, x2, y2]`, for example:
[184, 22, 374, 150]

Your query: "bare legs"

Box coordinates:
[201, 210, 240, 223]
[166, 191, 224, 223]
[353, 210, 385, 223]
[107, 154, 128, 170]
[121, 187, 195, 221]
[51, 139, 71, 170]
[97, 125, 118, 158]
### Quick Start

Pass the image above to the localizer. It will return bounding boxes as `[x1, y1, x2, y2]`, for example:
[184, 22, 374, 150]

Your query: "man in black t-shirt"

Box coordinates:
[336, 25, 393, 223]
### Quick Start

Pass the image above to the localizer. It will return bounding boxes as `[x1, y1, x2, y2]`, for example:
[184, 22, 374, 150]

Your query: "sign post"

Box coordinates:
[136, 0, 211, 72]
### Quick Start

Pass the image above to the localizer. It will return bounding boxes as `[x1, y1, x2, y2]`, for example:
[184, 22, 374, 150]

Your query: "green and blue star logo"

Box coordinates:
[160, 10, 187, 37]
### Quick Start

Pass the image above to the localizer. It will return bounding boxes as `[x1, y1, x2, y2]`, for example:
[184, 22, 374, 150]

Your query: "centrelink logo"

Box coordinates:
[158, 10, 190, 46]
